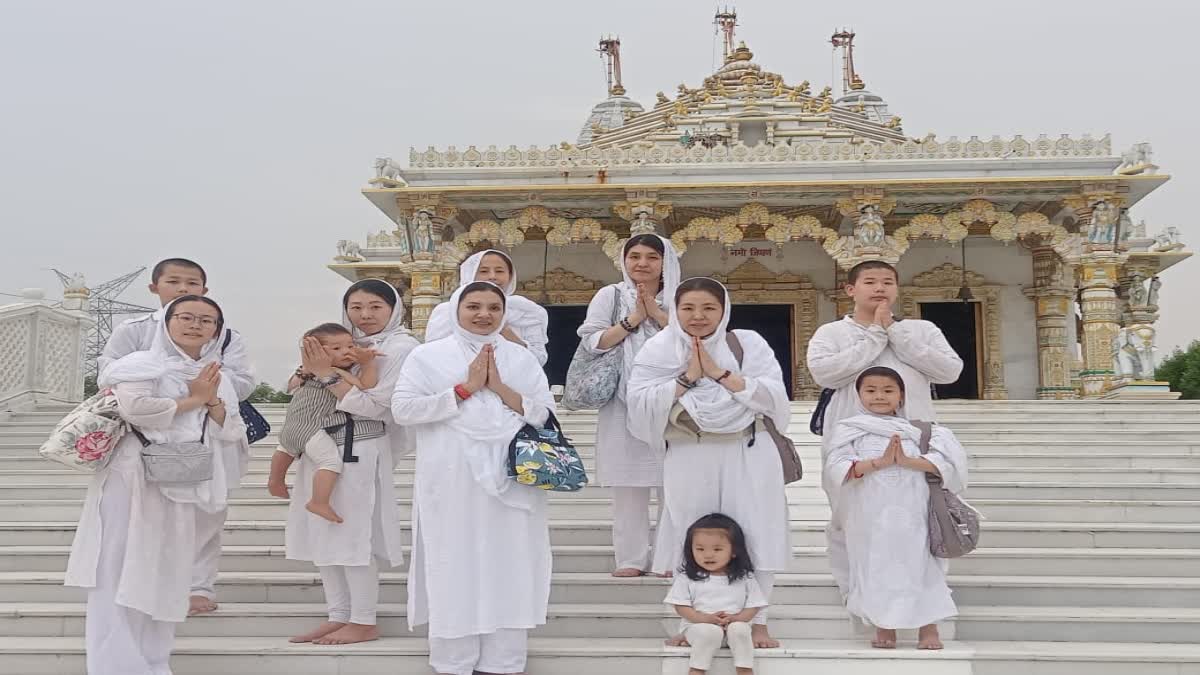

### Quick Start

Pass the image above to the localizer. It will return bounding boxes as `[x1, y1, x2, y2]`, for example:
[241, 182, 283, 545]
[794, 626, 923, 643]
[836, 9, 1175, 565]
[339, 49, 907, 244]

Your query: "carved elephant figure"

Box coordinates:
[374, 157, 403, 181]
[336, 239, 363, 259]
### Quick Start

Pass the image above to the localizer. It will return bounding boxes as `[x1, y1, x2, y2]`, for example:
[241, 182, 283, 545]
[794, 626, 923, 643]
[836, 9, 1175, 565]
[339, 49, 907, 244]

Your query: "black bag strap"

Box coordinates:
[323, 413, 361, 464]
[221, 329, 233, 355]
[131, 411, 209, 447]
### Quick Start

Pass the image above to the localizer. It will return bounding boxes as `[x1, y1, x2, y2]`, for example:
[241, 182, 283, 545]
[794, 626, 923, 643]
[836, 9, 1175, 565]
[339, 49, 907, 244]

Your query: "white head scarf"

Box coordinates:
[828, 368, 921, 449]
[341, 278, 412, 349]
[102, 296, 244, 511]
[424, 249, 547, 345]
[449, 281, 509, 354]
[614, 235, 682, 400]
[458, 249, 518, 295]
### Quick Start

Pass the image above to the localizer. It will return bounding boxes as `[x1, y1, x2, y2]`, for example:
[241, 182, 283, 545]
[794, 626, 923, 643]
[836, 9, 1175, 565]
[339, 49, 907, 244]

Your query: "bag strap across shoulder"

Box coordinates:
[221, 329, 233, 355]
[726, 331, 745, 365]
[910, 420, 941, 486]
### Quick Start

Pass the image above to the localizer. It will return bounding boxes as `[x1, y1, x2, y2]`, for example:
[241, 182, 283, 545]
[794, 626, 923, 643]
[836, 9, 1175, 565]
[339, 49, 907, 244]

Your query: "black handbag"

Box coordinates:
[221, 330, 271, 444]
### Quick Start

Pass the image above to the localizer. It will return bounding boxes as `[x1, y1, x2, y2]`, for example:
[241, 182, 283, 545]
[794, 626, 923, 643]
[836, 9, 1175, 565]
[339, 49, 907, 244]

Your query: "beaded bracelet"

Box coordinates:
[676, 374, 698, 389]
[620, 317, 638, 332]
[715, 369, 732, 383]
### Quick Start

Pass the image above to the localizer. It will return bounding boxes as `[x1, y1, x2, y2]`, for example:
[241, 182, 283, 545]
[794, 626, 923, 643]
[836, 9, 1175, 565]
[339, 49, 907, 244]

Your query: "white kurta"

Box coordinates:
[65, 381, 245, 623]
[98, 310, 257, 401]
[627, 328, 793, 576]
[285, 332, 415, 569]
[806, 316, 963, 595]
[391, 334, 554, 640]
[578, 283, 665, 487]
[825, 417, 967, 629]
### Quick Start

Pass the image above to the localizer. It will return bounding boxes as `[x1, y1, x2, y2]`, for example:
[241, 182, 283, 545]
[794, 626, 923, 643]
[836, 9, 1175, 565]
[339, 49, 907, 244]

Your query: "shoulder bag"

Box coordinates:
[725, 332, 803, 484]
[508, 412, 589, 492]
[561, 287, 624, 410]
[912, 420, 980, 558]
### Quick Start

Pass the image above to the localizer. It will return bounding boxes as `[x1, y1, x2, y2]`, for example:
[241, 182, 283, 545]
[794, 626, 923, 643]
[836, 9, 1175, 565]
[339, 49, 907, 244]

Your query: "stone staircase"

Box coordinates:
[2, 400, 1200, 674]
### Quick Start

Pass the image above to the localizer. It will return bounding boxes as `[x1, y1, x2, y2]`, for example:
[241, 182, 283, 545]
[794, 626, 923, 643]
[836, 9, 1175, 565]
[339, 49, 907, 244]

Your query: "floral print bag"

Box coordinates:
[38, 388, 127, 473]
[507, 412, 589, 492]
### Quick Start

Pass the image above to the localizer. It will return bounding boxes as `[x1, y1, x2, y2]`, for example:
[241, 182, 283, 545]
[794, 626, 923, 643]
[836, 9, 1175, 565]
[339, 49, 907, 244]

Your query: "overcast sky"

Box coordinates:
[2, 0, 1196, 388]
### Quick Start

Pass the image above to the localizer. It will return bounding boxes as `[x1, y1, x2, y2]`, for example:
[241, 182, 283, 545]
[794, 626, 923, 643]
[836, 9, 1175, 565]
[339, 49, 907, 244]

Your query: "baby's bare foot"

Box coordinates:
[306, 501, 343, 523]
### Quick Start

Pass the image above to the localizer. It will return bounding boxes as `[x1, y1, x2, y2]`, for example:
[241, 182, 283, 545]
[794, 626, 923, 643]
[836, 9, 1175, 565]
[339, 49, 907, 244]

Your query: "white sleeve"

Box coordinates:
[516, 359, 555, 427]
[577, 285, 621, 355]
[806, 322, 889, 390]
[664, 576, 693, 606]
[97, 320, 146, 388]
[887, 320, 964, 385]
[219, 330, 257, 402]
[520, 307, 550, 366]
[390, 355, 461, 426]
[730, 331, 791, 427]
[113, 380, 178, 430]
[926, 425, 969, 494]
[743, 575, 769, 609]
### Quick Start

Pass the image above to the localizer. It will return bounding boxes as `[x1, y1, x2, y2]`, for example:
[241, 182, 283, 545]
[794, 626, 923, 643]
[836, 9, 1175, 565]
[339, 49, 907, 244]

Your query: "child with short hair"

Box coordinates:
[664, 513, 767, 675]
[825, 366, 969, 650]
[268, 323, 380, 524]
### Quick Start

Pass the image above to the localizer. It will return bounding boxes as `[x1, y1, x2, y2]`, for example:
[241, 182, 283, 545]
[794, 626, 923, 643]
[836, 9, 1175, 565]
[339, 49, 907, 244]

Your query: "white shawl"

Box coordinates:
[342, 278, 415, 350]
[627, 279, 790, 449]
[101, 297, 247, 512]
[423, 250, 550, 364]
[397, 282, 555, 511]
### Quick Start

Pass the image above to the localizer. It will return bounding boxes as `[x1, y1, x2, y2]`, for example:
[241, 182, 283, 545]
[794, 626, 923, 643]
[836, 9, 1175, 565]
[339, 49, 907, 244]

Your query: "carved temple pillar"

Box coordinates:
[1024, 246, 1078, 399]
[396, 196, 461, 338]
[1076, 250, 1125, 397]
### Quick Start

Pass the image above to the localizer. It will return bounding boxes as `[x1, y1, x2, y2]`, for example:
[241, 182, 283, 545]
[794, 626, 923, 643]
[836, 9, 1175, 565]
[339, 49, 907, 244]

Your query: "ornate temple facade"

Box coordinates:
[330, 21, 1190, 401]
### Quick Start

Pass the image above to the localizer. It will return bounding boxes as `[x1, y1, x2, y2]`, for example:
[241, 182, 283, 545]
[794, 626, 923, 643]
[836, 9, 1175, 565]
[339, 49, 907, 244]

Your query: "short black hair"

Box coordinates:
[152, 258, 207, 285]
[304, 323, 351, 341]
[674, 277, 726, 308]
[458, 280, 507, 306]
[856, 366, 906, 393]
[343, 279, 398, 310]
[847, 260, 898, 285]
[623, 233, 665, 258]
[164, 295, 224, 336]
[478, 250, 514, 276]
[679, 513, 754, 582]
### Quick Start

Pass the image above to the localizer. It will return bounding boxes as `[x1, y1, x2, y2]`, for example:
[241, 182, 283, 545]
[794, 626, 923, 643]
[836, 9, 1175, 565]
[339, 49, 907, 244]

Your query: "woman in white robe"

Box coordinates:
[65, 295, 247, 675]
[824, 366, 968, 650]
[424, 249, 550, 365]
[285, 279, 417, 645]
[576, 233, 681, 576]
[392, 281, 555, 675]
[626, 277, 792, 649]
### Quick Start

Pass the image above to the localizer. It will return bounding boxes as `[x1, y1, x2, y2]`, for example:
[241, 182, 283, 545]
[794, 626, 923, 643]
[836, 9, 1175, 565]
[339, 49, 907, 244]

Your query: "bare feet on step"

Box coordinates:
[665, 634, 690, 647]
[187, 595, 217, 616]
[872, 627, 897, 649]
[306, 501, 343, 523]
[918, 623, 944, 650]
[313, 623, 379, 645]
[289, 621, 345, 643]
[611, 567, 644, 577]
[751, 623, 779, 648]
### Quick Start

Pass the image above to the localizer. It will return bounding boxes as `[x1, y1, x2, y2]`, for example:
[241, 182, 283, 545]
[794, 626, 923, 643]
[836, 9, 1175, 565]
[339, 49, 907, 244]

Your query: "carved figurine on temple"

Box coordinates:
[853, 205, 887, 248]
[374, 157, 403, 181]
[411, 210, 437, 254]
[1118, 142, 1155, 174]
[65, 272, 87, 294]
[1111, 328, 1141, 380]
[1087, 200, 1120, 244]
[1131, 325, 1159, 380]
[1128, 272, 1149, 307]
[1153, 226, 1184, 251]
[656, 91, 670, 105]
[335, 239, 364, 261]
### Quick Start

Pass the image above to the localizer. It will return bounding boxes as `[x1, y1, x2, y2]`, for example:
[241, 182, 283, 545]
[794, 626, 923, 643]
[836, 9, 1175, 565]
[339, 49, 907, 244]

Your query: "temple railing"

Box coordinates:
[0, 297, 93, 412]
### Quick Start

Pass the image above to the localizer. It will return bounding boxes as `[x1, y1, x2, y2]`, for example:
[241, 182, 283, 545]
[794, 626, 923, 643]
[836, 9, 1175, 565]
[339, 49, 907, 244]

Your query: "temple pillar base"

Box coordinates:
[1101, 381, 1181, 400]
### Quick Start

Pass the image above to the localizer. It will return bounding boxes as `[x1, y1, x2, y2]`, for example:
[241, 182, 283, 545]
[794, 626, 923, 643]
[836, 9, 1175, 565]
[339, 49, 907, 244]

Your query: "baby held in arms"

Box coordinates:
[268, 323, 380, 523]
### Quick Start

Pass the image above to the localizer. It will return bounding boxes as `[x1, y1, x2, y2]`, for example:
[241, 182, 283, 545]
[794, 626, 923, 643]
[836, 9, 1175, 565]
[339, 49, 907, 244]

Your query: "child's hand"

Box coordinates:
[698, 612, 724, 625]
[714, 611, 732, 627]
[350, 346, 380, 366]
[882, 434, 903, 466]
[267, 479, 289, 499]
[873, 300, 894, 329]
[334, 367, 363, 389]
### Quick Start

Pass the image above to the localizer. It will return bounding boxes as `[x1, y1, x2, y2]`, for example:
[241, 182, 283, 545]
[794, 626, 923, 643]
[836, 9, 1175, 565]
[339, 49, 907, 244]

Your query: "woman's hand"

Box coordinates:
[463, 347, 489, 395]
[638, 283, 668, 326]
[696, 339, 725, 380]
[188, 362, 221, 403]
[626, 291, 646, 327]
[485, 345, 502, 388]
[685, 336, 704, 383]
[301, 337, 335, 378]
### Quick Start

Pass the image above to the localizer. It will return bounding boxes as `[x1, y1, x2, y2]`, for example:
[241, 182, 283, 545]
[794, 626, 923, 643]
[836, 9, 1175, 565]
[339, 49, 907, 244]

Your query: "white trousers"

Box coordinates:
[685, 622, 754, 671]
[428, 628, 528, 675]
[612, 486, 657, 571]
[86, 470, 176, 675]
[190, 507, 226, 599]
[319, 560, 379, 624]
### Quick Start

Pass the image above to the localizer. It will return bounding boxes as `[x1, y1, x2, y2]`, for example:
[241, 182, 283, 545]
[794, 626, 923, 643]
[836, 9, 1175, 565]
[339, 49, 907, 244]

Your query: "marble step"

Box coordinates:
[3, 544, 1198, 577]
[5, 519, 1200, 549]
[5, 637, 1200, 675]
[8, 571, 1200, 609]
[3, 480, 1197, 502]
[3, 496, 1199, 523]
[5, 601, 1200, 644]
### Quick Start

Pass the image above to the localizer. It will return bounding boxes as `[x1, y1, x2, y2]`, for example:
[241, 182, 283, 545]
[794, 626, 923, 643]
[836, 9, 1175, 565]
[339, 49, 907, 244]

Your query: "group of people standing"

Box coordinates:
[64, 237, 971, 675]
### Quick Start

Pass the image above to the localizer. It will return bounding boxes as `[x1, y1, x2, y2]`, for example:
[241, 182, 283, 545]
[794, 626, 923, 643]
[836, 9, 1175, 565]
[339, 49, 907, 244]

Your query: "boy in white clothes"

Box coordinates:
[805, 260, 963, 599]
[97, 257, 256, 616]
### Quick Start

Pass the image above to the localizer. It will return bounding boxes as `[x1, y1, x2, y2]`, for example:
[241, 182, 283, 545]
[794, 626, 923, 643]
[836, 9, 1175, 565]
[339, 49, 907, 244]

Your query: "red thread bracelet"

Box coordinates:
[851, 461, 864, 479]
[454, 384, 472, 400]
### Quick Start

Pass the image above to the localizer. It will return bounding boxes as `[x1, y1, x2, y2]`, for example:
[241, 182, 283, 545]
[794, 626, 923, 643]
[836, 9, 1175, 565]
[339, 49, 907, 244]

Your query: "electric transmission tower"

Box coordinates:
[51, 268, 157, 378]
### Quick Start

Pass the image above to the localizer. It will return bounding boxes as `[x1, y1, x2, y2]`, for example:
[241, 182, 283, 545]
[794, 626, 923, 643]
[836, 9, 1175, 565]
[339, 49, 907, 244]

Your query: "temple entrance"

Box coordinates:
[728, 303, 794, 399]
[919, 301, 981, 399]
[544, 305, 588, 386]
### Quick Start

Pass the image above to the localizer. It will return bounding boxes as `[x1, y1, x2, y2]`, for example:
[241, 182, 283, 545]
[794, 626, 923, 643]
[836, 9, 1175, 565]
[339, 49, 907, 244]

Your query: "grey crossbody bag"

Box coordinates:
[132, 413, 214, 485]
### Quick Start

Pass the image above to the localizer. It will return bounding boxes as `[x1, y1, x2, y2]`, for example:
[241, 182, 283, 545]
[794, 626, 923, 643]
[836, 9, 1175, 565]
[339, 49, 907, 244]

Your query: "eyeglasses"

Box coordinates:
[170, 313, 218, 328]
